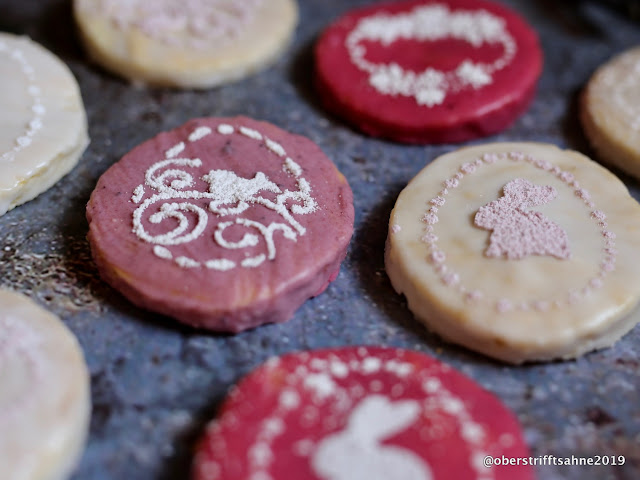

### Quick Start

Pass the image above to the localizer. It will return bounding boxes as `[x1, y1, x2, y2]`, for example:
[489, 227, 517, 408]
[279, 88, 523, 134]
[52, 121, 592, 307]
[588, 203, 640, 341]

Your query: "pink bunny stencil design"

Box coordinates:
[311, 395, 433, 480]
[474, 178, 571, 260]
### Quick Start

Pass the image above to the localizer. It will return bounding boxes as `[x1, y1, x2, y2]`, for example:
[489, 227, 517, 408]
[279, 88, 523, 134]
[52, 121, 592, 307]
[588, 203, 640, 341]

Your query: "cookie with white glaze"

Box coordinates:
[581, 46, 640, 179]
[73, 0, 298, 88]
[87, 116, 354, 332]
[0, 290, 91, 480]
[193, 346, 534, 480]
[0, 33, 89, 217]
[386, 142, 640, 363]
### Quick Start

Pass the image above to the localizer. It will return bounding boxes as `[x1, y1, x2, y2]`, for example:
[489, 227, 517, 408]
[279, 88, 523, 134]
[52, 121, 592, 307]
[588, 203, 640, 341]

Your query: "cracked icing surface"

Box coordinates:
[193, 347, 533, 480]
[346, 3, 516, 106]
[386, 142, 640, 363]
[131, 122, 317, 271]
[0, 33, 88, 216]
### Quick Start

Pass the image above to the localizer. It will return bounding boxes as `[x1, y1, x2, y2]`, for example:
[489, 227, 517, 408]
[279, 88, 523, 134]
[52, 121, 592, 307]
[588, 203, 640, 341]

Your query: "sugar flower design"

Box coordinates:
[345, 3, 516, 106]
[474, 178, 571, 260]
[131, 123, 317, 271]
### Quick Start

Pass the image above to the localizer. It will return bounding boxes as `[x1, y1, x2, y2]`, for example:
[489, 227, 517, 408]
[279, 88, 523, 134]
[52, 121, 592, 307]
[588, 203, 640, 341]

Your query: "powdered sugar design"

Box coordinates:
[131, 123, 317, 271]
[419, 151, 617, 313]
[86, 0, 263, 50]
[0, 40, 46, 163]
[214, 349, 494, 480]
[313, 396, 433, 480]
[475, 178, 571, 260]
[345, 4, 516, 106]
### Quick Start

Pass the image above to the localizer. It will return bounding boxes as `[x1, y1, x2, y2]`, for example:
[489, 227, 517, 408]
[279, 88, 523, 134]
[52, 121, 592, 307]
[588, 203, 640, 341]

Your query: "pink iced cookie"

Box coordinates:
[192, 347, 534, 480]
[87, 117, 354, 332]
[386, 142, 640, 363]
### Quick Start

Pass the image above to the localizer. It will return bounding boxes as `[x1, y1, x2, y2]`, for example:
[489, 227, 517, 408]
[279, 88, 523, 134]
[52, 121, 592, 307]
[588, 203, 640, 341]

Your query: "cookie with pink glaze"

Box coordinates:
[192, 346, 534, 480]
[87, 117, 354, 332]
[73, 0, 298, 88]
[314, 0, 542, 143]
[386, 142, 640, 363]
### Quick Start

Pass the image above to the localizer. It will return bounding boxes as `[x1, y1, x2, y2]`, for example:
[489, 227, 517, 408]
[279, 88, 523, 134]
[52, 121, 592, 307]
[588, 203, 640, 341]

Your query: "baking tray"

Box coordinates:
[1, 0, 639, 479]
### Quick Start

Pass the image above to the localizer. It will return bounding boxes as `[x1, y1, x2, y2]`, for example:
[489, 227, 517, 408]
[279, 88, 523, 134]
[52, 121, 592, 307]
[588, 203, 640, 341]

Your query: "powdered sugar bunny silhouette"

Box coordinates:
[202, 169, 281, 216]
[474, 178, 571, 260]
[311, 395, 433, 480]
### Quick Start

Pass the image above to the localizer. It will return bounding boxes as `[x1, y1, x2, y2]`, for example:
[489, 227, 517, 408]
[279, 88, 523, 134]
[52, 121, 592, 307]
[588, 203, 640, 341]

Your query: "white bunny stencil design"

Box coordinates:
[311, 395, 433, 480]
[474, 178, 571, 260]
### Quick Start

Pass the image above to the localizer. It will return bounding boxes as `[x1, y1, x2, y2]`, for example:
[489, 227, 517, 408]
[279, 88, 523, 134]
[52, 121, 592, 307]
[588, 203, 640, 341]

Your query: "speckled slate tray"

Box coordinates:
[1, 1, 640, 479]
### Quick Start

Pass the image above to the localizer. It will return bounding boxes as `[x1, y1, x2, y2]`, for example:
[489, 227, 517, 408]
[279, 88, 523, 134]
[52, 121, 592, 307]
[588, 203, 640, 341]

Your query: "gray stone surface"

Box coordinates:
[1, 0, 640, 479]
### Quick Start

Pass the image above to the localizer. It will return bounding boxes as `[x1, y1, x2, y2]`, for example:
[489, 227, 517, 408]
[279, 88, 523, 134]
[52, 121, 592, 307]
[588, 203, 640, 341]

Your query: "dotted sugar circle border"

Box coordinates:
[0, 39, 45, 163]
[417, 151, 617, 314]
[196, 347, 499, 480]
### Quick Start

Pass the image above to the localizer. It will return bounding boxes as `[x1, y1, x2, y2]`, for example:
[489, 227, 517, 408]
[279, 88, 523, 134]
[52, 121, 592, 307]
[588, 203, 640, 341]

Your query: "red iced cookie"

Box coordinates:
[315, 0, 543, 144]
[87, 117, 354, 332]
[193, 347, 534, 480]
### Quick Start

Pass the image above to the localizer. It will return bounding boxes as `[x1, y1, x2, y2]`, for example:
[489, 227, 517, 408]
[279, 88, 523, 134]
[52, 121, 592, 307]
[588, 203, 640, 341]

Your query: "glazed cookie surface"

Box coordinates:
[0, 290, 91, 480]
[314, 0, 542, 143]
[581, 46, 640, 179]
[87, 116, 354, 332]
[73, 0, 298, 88]
[386, 142, 640, 363]
[193, 346, 533, 480]
[0, 33, 89, 217]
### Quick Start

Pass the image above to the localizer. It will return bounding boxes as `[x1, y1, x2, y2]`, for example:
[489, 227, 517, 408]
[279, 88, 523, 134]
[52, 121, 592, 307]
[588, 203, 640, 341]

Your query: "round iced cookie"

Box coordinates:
[87, 116, 354, 332]
[0, 290, 91, 480]
[73, 0, 298, 88]
[314, 0, 542, 144]
[386, 142, 640, 363]
[0, 33, 89, 217]
[581, 46, 640, 180]
[192, 346, 534, 480]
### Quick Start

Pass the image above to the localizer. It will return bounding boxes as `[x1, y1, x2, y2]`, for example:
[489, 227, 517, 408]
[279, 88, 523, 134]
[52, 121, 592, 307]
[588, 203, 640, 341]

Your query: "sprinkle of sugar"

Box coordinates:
[83, 0, 264, 50]
[265, 138, 286, 157]
[345, 4, 516, 106]
[153, 245, 173, 260]
[361, 357, 382, 374]
[131, 123, 318, 272]
[166, 142, 185, 158]
[191, 126, 213, 141]
[420, 151, 616, 312]
[284, 158, 302, 177]
[132, 185, 145, 203]
[474, 178, 571, 260]
[239, 126, 263, 141]
[304, 373, 336, 400]
[391, 224, 402, 234]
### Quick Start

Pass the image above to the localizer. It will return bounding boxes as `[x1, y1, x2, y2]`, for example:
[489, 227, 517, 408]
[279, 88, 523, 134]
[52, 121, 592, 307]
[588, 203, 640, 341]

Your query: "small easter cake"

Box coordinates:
[192, 346, 534, 480]
[73, 0, 299, 88]
[0, 290, 91, 480]
[0, 33, 89, 217]
[386, 142, 640, 363]
[314, 0, 542, 143]
[581, 46, 640, 180]
[86, 117, 354, 332]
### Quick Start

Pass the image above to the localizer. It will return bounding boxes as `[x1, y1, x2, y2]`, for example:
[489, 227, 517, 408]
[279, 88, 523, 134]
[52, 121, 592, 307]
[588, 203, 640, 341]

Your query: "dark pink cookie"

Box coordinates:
[87, 117, 354, 332]
[315, 0, 543, 144]
[193, 347, 534, 480]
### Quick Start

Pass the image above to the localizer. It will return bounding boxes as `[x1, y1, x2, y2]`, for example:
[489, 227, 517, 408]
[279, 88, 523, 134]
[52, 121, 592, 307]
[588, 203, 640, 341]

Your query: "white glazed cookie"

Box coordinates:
[386, 142, 640, 363]
[581, 46, 640, 180]
[0, 290, 90, 480]
[0, 33, 89, 217]
[73, 0, 298, 88]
